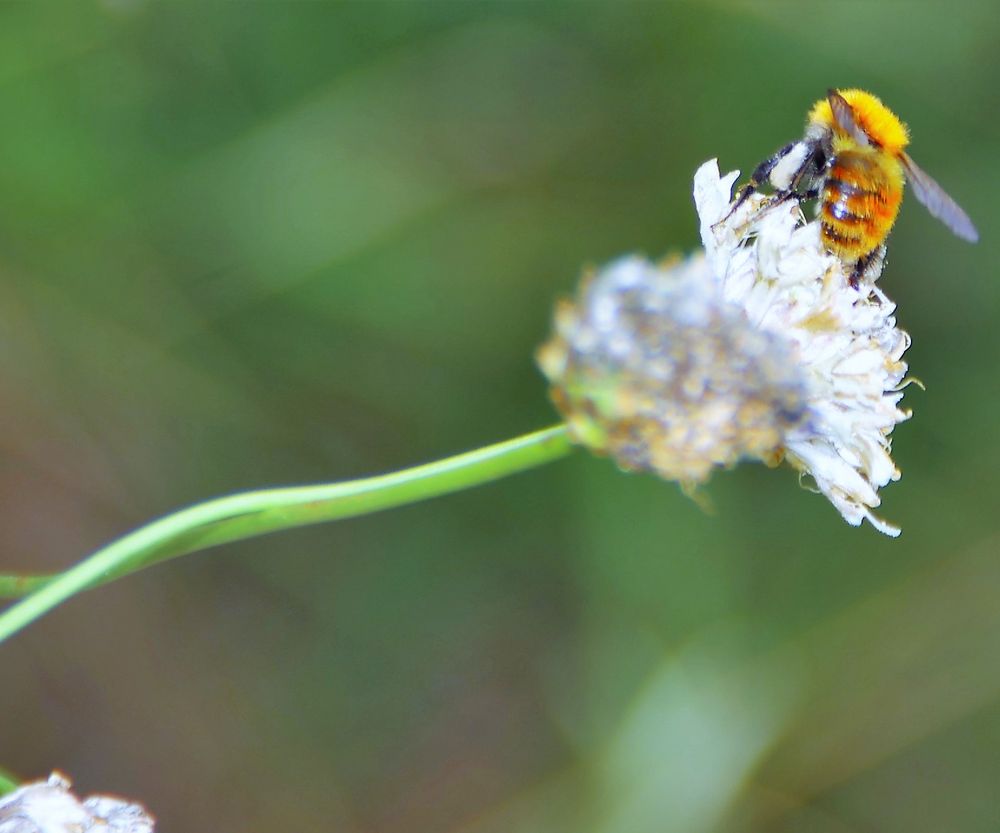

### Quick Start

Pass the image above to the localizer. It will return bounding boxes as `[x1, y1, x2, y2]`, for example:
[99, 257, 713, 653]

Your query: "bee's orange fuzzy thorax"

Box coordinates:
[808, 89, 909, 155]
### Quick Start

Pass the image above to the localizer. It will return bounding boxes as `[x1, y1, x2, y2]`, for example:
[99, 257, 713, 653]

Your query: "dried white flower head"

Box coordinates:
[536, 255, 808, 484]
[538, 160, 912, 536]
[0, 773, 155, 833]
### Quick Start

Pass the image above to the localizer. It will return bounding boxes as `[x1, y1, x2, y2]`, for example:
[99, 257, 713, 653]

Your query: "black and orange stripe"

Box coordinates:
[819, 150, 903, 265]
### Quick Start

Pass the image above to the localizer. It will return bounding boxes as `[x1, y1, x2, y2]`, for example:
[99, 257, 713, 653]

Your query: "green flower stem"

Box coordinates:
[0, 769, 17, 795]
[0, 424, 573, 645]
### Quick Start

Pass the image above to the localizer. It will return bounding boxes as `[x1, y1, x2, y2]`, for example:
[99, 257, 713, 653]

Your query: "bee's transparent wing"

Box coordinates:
[901, 152, 979, 242]
[827, 89, 871, 147]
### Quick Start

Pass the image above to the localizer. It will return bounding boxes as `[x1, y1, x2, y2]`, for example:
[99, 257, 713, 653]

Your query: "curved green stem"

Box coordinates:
[0, 424, 573, 645]
[0, 769, 17, 795]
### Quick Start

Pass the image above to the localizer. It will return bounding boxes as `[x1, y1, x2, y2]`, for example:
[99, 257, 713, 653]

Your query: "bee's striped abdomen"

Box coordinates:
[819, 151, 903, 262]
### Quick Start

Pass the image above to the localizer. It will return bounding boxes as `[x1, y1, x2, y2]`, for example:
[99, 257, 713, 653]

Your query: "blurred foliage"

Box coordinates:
[0, 2, 998, 832]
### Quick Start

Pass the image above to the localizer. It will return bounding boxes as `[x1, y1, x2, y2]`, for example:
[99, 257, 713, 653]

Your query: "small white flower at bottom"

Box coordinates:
[0, 772, 155, 833]
[537, 160, 912, 536]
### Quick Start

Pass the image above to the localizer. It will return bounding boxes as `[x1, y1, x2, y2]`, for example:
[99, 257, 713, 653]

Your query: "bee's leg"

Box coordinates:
[764, 186, 820, 216]
[790, 149, 827, 194]
[763, 185, 818, 207]
[748, 185, 820, 223]
[717, 142, 799, 224]
[849, 248, 881, 289]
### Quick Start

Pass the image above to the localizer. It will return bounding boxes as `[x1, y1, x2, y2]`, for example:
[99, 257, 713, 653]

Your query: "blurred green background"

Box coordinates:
[1, 2, 997, 831]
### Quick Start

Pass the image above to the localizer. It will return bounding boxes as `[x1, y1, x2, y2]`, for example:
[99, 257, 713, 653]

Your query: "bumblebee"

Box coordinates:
[727, 89, 978, 284]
